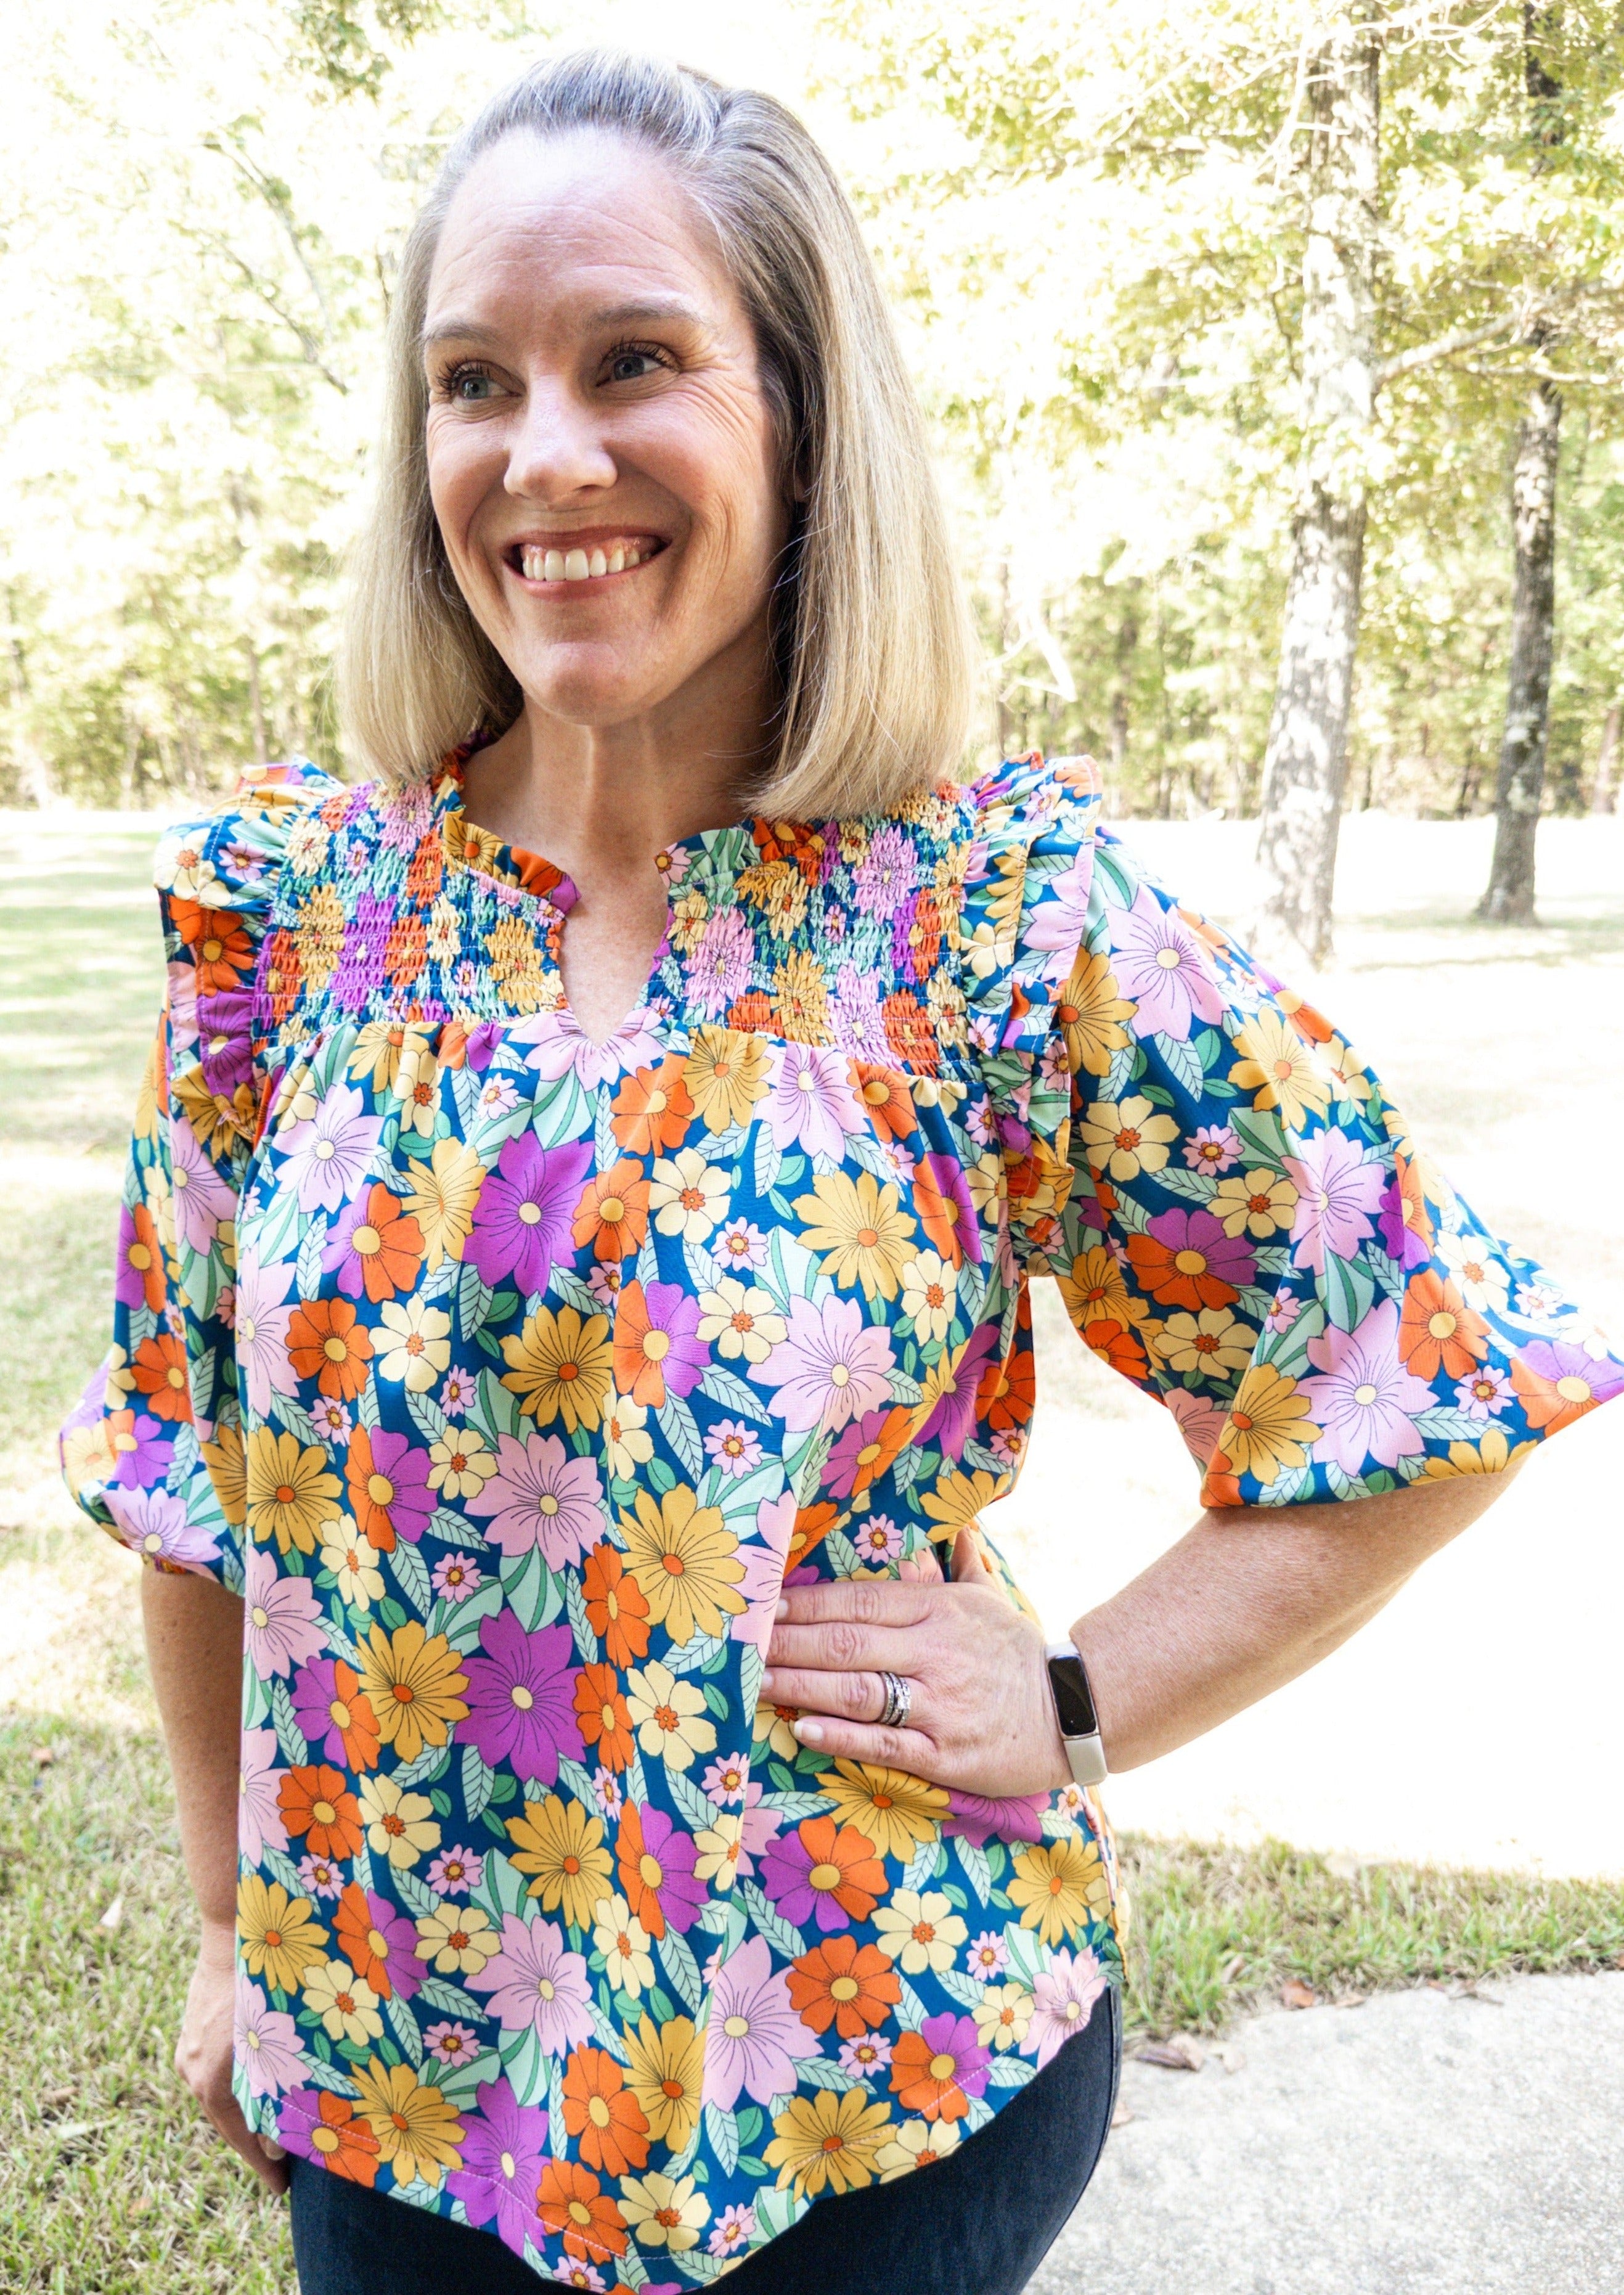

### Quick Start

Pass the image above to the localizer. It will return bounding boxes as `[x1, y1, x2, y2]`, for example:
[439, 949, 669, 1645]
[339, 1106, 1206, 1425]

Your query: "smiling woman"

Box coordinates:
[57, 41, 1624, 2295]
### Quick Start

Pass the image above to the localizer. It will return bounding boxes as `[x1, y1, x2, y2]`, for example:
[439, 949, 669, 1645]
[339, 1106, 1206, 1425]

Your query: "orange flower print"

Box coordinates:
[915, 1158, 973, 1267]
[333, 1882, 398, 1999]
[131, 1332, 194, 1422]
[287, 1298, 374, 1401]
[786, 1936, 901, 2038]
[561, 2045, 651, 2177]
[581, 1542, 650, 1669]
[573, 1160, 651, 1264]
[536, 2159, 627, 2263]
[287, 2089, 380, 2186]
[171, 898, 255, 993]
[1082, 1317, 1150, 1384]
[976, 1346, 1035, 1434]
[1398, 1270, 1487, 1381]
[852, 1065, 918, 1147]
[345, 1183, 426, 1303]
[889, 2024, 977, 2122]
[610, 1060, 694, 1155]
[119, 1200, 168, 1314]
[278, 1763, 364, 1861]
[574, 1662, 635, 1772]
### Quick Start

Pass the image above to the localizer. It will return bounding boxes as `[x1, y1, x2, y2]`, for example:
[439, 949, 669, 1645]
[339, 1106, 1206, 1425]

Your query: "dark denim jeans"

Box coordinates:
[288, 1984, 1120, 2295]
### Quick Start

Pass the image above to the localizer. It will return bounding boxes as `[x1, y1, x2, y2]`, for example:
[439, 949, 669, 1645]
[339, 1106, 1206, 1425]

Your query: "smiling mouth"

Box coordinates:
[508, 538, 666, 586]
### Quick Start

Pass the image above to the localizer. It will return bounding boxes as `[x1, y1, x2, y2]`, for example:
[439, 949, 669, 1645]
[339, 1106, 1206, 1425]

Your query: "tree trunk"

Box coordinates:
[1588, 702, 1618, 815]
[1479, 378, 1561, 922]
[1251, 15, 1381, 971]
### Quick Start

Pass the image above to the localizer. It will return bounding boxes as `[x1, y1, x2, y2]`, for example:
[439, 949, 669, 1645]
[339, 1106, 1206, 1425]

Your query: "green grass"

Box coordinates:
[1, 809, 1621, 2290]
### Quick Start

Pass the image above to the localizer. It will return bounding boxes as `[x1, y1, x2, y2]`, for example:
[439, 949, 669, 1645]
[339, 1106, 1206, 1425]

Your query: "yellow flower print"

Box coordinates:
[619, 2170, 709, 2252]
[412, 1901, 499, 1978]
[1215, 1363, 1321, 1486]
[501, 1304, 613, 1434]
[1228, 1009, 1331, 1132]
[321, 1518, 386, 1609]
[1008, 1835, 1111, 1946]
[815, 1762, 948, 1862]
[347, 1020, 413, 1093]
[1056, 1243, 1145, 1330]
[293, 883, 346, 985]
[738, 859, 807, 938]
[900, 1251, 958, 1344]
[876, 2117, 961, 2180]
[695, 1278, 785, 1365]
[1077, 1094, 1180, 1184]
[245, 1428, 342, 1557]
[237, 1873, 327, 1994]
[1056, 950, 1136, 1078]
[1151, 1307, 1255, 1383]
[972, 1982, 1034, 2053]
[393, 1033, 443, 1138]
[873, 1888, 967, 1974]
[793, 1170, 918, 1304]
[376, 1298, 453, 1393]
[625, 1659, 718, 1772]
[488, 915, 551, 1013]
[918, 1468, 1005, 1534]
[602, 1391, 654, 1479]
[1421, 1426, 1538, 1481]
[404, 1138, 484, 1270]
[200, 1420, 247, 1525]
[685, 1026, 769, 1132]
[1212, 1168, 1299, 1240]
[358, 1772, 442, 1868]
[620, 1487, 745, 1647]
[772, 948, 830, 1042]
[648, 1148, 730, 1243]
[357, 1622, 470, 1765]
[670, 886, 710, 955]
[624, 2012, 705, 2150]
[765, 2087, 893, 2199]
[427, 1423, 498, 1500]
[427, 894, 461, 964]
[303, 1957, 385, 2047]
[592, 1893, 655, 1998]
[505, 1794, 614, 1929]
[351, 2060, 464, 2189]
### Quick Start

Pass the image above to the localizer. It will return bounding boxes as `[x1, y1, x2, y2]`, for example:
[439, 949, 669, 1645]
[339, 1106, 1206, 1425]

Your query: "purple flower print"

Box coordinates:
[237, 1728, 289, 1863]
[690, 906, 754, 1019]
[464, 1134, 592, 1295]
[111, 1413, 175, 1489]
[635, 1802, 708, 1934]
[332, 893, 393, 1015]
[277, 1084, 383, 1216]
[512, 1003, 662, 1092]
[629, 1280, 709, 1403]
[1515, 1337, 1624, 1415]
[467, 1913, 594, 2052]
[234, 1971, 306, 2100]
[448, 2076, 549, 2252]
[104, 1484, 222, 1574]
[243, 1545, 328, 1679]
[910, 2010, 992, 2103]
[361, 1427, 436, 1544]
[1377, 1169, 1434, 1271]
[462, 1613, 584, 1785]
[1106, 882, 1225, 1041]
[197, 989, 255, 1098]
[765, 1042, 863, 1162]
[359, 1888, 425, 2002]
[290, 1656, 364, 1768]
[1284, 1129, 1387, 1277]
[701, 1935, 803, 2110]
[1022, 1949, 1108, 2069]
[854, 824, 917, 918]
[826, 964, 891, 1063]
[760, 1828, 855, 1936]
[944, 1789, 1048, 1848]
[916, 1322, 1000, 1463]
[754, 1294, 896, 1436]
[467, 1432, 606, 1567]
[168, 1118, 239, 1255]
[1303, 1299, 1434, 1476]
[920, 1153, 983, 1268]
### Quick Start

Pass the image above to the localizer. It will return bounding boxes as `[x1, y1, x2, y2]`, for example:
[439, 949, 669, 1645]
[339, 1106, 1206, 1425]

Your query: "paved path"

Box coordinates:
[1034, 1972, 1624, 2294]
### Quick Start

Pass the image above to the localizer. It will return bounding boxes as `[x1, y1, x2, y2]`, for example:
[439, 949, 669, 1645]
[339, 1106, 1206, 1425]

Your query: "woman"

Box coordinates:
[62, 49, 1622, 2295]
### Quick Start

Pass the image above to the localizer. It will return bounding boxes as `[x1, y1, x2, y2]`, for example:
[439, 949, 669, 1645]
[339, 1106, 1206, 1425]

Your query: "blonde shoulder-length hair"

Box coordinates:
[340, 49, 979, 819]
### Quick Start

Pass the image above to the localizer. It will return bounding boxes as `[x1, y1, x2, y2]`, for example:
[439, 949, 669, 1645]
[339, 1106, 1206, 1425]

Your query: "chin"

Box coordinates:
[510, 648, 678, 729]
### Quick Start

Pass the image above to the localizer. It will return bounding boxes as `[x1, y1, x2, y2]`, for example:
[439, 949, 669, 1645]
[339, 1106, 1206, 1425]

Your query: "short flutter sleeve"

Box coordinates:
[60, 760, 341, 1584]
[974, 765, 1624, 1510]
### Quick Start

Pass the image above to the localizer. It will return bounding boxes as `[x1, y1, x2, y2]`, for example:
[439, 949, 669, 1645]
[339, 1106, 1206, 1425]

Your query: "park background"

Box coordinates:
[1, 2, 1622, 2289]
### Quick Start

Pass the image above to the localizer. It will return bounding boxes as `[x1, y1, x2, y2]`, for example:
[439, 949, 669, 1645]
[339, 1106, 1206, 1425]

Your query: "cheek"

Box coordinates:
[425, 420, 499, 557]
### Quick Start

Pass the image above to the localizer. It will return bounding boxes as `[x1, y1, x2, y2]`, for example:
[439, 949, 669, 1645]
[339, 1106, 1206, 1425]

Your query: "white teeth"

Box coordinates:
[544, 549, 565, 581]
[518, 541, 656, 581]
[608, 546, 625, 573]
[564, 548, 589, 581]
[589, 547, 607, 578]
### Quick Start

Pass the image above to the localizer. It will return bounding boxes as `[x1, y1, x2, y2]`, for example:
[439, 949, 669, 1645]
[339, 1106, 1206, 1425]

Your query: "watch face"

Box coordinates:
[1048, 1652, 1098, 1740]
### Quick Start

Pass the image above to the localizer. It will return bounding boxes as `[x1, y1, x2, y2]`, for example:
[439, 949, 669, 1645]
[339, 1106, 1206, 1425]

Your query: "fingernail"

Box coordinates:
[775, 1599, 789, 1619]
[261, 2140, 287, 2159]
[793, 1718, 823, 1745]
[759, 1671, 775, 1695]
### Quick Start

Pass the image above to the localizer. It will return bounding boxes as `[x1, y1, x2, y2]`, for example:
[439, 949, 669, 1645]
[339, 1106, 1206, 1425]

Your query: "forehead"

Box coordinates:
[426, 130, 738, 330]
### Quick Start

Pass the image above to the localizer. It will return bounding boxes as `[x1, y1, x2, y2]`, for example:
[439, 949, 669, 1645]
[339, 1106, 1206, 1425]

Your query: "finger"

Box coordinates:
[791, 1711, 939, 1773]
[775, 1577, 939, 1630]
[951, 1522, 994, 1584]
[760, 1664, 896, 1724]
[764, 1616, 924, 1675]
[201, 2087, 291, 2195]
[898, 1543, 946, 1584]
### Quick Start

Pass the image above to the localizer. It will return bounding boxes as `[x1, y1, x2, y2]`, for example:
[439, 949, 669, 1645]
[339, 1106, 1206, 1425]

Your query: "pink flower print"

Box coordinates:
[462, 1613, 584, 1785]
[511, 1003, 662, 1090]
[467, 1432, 606, 1568]
[238, 1727, 288, 1863]
[465, 1134, 592, 1295]
[765, 1043, 864, 1162]
[232, 1244, 297, 1419]
[440, 1364, 479, 1418]
[705, 1419, 764, 1479]
[966, 1933, 1010, 1982]
[1304, 1299, 1435, 1476]
[828, 964, 890, 1063]
[917, 1323, 1000, 1463]
[1106, 883, 1225, 1039]
[736, 1777, 782, 1881]
[853, 825, 918, 918]
[1161, 1385, 1228, 1465]
[243, 1545, 327, 1679]
[296, 1852, 344, 1899]
[709, 2204, 757, 2258]
[1022, 1948, 1108, 2069]
[703, 1752, 749, 1805]
[701, 1934, 804, 2110]
[277, 1084, 383, 1216]
[621, 1280, 708, 1404]
[716, 1219, 769, 1274]
[754, 1294, 896, 1438]
[431, 1553, 484, 1602]
[197, 989, 256, 1099]
[448, 2076, 550, 2252]
[166, 1116, 239, 1253]
[1185, 1123, 1241, 1174]
[423, 2020, 479, 2069]
[1284, 1129, 1388, 1277]
[943, 1788, 1048, 1848]
[630, 1802, 708, 1934]
[1376, 1168, 1434, 1271]
[104, 1484, 221, 1574]
[1021, 847, 1098, 980]
[690, 907, 754, 1019]
[468, 1913, 594, 2052]
[427, 1845, 484, 1896]
[1456, 1365, 1514, 1421]
[732, 1489, 797, 1655]
[234, 1973, 306, 2100]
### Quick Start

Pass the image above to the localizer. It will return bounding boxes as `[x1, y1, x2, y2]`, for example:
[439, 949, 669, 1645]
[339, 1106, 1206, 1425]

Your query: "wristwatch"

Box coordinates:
[1045, 1642, 1108, 1788]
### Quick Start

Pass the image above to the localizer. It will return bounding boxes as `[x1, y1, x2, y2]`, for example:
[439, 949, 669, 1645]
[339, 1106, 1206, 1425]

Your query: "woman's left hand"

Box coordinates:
[761, 1526, 1072, 1799]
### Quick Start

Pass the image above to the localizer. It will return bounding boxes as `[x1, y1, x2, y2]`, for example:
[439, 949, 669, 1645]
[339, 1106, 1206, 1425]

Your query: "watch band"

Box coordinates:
[1045, 1641, 1109, 1788]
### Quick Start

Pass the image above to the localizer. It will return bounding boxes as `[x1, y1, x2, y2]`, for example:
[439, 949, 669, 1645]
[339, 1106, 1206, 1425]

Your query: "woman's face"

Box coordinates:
[422, 131, 788, 737]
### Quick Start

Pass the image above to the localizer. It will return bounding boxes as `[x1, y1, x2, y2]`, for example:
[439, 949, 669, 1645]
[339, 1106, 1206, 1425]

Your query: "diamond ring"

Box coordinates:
[876, 1671, 913, 1730]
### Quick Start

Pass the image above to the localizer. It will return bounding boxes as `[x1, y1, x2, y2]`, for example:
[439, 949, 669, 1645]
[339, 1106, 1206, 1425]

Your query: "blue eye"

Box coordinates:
[606, 348, 663, 383]
[451, 368, 495, 401]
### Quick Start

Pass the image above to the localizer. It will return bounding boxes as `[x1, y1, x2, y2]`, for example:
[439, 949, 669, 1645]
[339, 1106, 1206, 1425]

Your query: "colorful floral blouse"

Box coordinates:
[63, 750, 1622, 2286]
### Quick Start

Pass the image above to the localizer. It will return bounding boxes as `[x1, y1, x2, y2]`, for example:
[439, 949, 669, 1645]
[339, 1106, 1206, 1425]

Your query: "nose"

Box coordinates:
[503, 377, 617, 502]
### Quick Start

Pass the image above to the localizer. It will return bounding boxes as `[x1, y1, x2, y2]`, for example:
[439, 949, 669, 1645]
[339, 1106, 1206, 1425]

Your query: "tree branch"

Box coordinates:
[1375, 314, 1520, 389]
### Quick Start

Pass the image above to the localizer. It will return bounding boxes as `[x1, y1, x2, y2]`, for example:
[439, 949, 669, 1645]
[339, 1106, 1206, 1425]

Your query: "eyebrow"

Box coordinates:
[420, 298, 713, 351]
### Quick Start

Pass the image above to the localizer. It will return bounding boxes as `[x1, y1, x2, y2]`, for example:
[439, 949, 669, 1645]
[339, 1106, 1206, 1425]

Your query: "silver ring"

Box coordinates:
[876, 1671, 912, 1730]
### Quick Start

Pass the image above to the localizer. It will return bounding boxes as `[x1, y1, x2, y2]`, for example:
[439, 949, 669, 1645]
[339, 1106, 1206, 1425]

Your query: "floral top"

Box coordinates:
[63, 750, 1621, 2286]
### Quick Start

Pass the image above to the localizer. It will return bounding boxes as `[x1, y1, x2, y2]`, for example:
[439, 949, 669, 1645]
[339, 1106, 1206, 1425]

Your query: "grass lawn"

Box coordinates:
[2, 804, 1622, 2293]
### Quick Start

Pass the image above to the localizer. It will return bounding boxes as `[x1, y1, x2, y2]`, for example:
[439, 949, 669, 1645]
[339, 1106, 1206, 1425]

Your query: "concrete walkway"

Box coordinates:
[1035, 1972, 1624, 2294]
